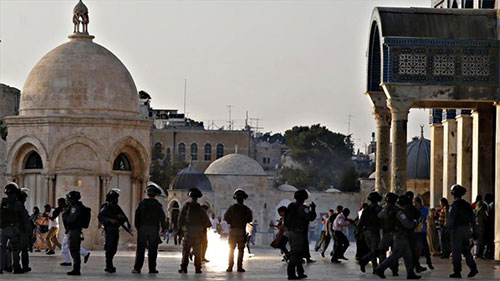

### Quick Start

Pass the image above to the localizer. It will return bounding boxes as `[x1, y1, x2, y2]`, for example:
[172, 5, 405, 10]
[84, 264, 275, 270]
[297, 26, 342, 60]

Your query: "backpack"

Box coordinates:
[80, 204, 92, 229]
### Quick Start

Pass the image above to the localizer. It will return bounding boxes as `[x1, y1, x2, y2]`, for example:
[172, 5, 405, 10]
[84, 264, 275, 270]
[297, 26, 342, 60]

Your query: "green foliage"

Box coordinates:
[149, 145, 188, 189]
[0, 120, 7, 140]
[278, 124, 359, 192]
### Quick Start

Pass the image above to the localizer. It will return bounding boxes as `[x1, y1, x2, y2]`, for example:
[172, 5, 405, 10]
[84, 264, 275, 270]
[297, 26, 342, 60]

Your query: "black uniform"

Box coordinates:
[447, 199, 477, 276]
[358, 203, 382, 271]
[224, 203, 253, 271]
[378, 203, 399, 275]
[178, 201, 211, 272]
[62, 201, 84, 273]
[404, 204, 421, 270]
[133, 198, 167, 273]
[376, 207, 417, 278]
[0, 194, 25, 273]
[98, 202, 130, 271]
[18, 201, 32, 272]
[284, 202, 316, 279]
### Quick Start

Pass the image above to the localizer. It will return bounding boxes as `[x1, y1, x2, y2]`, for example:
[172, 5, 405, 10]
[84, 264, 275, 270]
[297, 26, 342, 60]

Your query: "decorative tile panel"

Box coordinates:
[399, 54, 427, 75]
[462, 55, 489, 77]
[433, 54, 455, 76]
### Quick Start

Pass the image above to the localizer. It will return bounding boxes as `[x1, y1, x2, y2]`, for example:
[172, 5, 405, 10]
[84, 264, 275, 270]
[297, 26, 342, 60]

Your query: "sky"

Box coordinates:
[0, 0, 432, 150]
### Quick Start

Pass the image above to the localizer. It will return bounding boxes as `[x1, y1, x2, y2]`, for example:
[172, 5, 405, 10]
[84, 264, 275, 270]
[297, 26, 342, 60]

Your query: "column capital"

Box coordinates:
[43, 173, 56, 182]
[100, 175, 112, 184]
[387, 99, 412, 120]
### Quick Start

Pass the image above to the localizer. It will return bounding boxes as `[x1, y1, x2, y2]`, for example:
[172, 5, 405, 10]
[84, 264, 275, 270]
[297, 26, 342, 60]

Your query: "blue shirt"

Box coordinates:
[416, 206, 429, 233]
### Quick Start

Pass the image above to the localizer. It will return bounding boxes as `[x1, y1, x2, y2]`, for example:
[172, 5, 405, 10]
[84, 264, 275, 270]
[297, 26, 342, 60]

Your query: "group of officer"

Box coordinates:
[354, 185, 479, 279]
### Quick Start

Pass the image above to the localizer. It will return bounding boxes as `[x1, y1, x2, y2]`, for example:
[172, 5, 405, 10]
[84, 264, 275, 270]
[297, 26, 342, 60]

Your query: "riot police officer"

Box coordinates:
[17, 190, 32, 273]
[98, 189, 131, 273]
[178, 188, 211, 274]
[447, 184, 478, 278]
[378, 192, 399, 276]
[284, 189, 316, 280]
[358, 191, 383, 273]
[132, 185, 167, 274]
[0, 183, 24, 274]
[62, 191, 85, 276]
[224, 189, 253, 273]
[375, 195, 420, 280]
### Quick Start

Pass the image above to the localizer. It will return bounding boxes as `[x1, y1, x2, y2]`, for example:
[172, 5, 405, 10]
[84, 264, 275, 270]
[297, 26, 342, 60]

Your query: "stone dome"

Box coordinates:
[205, 154, 266, 176]
[407, 133, 430, 180]
[276, 184, 298, 192]
[170, 165, 213, 191]
[20, 35, 140, 117]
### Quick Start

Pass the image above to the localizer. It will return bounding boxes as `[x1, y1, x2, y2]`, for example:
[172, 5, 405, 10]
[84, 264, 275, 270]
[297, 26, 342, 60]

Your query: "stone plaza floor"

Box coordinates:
[3, 246, 500, 280]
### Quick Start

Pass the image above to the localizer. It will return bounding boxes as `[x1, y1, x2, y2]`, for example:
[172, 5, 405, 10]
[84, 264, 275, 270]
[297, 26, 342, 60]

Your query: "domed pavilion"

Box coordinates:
[4, 0, 151, 249]
[406, 127, 431, 204]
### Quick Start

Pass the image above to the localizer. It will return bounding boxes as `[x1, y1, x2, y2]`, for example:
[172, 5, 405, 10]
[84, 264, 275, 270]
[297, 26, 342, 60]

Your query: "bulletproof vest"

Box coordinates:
[183, 202, 209, 233]
[138, 199, 163, 227]
[394, 209, 413, 234]
[363, 204, 382, 229]
[381, 204, 398, 233]
[0, 197, 22, 227]
[284, 203, 308, 232]
[452, 199, 474, 227]
[226, 204, 251, 229]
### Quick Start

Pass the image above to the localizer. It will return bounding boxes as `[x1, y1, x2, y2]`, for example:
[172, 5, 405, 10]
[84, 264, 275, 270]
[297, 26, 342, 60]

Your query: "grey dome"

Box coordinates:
[406, 134, 430, 180]
[170, 166, 212, 191]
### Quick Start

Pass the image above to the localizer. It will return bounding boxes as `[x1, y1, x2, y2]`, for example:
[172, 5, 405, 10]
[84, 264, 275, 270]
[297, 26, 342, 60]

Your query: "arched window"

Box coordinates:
[190, 143, 198, 161]
[216, 143, 224, 159]
[178, 143, 186, 161]
[113, 153, 132, 171]
[166, 147, 171, 163]
[25, 151, 43, 169]
[171, 201, 180, 227]
[204, 144, 212, 161]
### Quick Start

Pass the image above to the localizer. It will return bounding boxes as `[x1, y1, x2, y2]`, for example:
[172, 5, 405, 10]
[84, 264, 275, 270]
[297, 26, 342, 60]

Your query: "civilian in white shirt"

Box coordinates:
[331, 208, 353, 263]
[44, 204, 61, 255]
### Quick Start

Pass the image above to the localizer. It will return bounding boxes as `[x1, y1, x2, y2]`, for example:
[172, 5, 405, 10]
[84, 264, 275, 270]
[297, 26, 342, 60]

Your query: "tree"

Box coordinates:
[149, 144, 188, 189]
[278, 124, 359, 192]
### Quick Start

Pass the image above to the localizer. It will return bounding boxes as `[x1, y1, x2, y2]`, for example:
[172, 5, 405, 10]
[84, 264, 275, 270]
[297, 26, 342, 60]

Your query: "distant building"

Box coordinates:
[254, 136, 289, 176]
[0, 84, 20, 119]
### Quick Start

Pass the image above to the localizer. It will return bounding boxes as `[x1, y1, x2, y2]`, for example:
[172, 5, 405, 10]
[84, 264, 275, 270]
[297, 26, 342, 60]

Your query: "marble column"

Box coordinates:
[367, 92, 392, 194]
[494, 103, 500, 261]
[472, 104, 495, 200]
[44, 174, 56, 206]
[442, 110, 457, 201]
[456, 110, 473, 203]
[388, 99, 412, 195]
[429, 109, 443, 208]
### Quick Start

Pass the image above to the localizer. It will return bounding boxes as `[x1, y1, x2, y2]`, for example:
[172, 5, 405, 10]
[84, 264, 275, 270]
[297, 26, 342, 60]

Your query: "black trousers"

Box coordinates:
[440, 228, 451, 257]
[104, 226, 119, 269]
[134, 226, 160, 272]
[451, 226, 476, 274]
[0, 226, 21, 272]
[377, 232, 415, 277]
[180, 234, 202, 271]
[68, 228, 82, 272]
[360, 229, 380, 269]
[332, 230, 349, 260]
[278, 235, 290, 258]
[287, 231, 308, 278]
[228, 229, 246, 269]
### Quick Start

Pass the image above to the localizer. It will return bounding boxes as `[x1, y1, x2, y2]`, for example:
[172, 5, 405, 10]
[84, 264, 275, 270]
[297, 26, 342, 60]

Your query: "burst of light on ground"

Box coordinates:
[205, 230, 254, 271]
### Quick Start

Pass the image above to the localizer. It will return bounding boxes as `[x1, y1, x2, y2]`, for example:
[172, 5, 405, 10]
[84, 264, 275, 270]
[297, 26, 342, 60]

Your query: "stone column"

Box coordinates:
[44, 174, 56, 206]
[442, 110, 457, 201]
[429, 109, 443, 208]
[456, 110, 473, 203]
[472, 104, 495, 200]
[387, 99, 412, 195]
[494, 102, 500, 261]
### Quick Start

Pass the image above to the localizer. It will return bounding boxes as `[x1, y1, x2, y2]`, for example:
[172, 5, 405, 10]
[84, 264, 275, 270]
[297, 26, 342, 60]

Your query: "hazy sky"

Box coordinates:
[0, 0, 431, 149]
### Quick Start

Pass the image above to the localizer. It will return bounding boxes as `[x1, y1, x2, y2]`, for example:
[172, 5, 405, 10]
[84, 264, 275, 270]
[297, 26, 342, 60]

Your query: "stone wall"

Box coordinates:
[0, 84, 20, 119]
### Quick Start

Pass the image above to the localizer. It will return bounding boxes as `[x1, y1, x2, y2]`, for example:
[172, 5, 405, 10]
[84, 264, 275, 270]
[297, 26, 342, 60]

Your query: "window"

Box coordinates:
[204, 144, 212, 161]
[190, 143, 198, 161]
[262, 157, 271, 164]
[113, 153, 131, 171]
[166, 147, 171, 163]
[178, 143, 186, 161]
[154, 142, 163, 150]
[25, 151, 43, 169]
[216, 144, 224, 159]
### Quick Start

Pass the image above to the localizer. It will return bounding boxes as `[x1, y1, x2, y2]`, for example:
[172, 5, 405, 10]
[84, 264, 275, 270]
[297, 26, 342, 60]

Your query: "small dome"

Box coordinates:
[171, 166, 212, 191]
[20, 36, 140, 117]
[205, 154, 266, 176]
[407, 134, 430, 180]
[276, 184, 297, 192]
[325, 188, 341, 193]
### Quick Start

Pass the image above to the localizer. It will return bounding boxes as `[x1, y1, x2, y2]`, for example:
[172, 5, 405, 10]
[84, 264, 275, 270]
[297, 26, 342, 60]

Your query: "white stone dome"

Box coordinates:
[205, 154, 266, 176]
[20, 35, 140, 117]
[276, 184, 298, 192]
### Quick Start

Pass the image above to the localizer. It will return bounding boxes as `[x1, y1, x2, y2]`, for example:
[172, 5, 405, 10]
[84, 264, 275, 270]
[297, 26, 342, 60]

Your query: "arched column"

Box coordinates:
[429, 109, 443, 208]
[472, 104, 495, 200]
[442, 110, 457, 201]
[456, 110, 473, 202]
[387, 99, 412, 195]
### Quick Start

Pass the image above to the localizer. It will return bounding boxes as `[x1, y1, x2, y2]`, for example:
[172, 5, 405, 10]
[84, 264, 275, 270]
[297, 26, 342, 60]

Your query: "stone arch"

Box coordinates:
[7, 135, 48, 175]
[108, 137, 149, 178]
[49, 135, 105, 172]
[367, 20, 383, 93]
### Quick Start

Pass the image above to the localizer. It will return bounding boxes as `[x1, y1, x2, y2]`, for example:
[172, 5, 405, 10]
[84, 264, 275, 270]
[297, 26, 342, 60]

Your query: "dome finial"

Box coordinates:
[420, 124, 424, 139]
[73, 0, 89, 34]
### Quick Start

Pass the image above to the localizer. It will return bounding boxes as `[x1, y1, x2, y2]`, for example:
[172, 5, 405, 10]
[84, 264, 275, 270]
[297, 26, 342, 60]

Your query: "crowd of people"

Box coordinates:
[0, 181, 495, 279]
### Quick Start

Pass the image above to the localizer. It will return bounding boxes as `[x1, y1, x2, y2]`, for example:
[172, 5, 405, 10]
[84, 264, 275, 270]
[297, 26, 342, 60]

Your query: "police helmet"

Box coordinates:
[450, 184, 466, 197]
[188, 187, 203, 198]
[367, 191, 383, 203]
[18, 191, 28, 203]
[146, 185, 162, 197]
[4, 182, 20, 195]
[294, 189, 309, 201]
[397, 195, 411, 206]
[384, 192, 398, 204]
[106, 188, 120, 202]
[233, 189, 248, 200]
[66, 191, 81, 201]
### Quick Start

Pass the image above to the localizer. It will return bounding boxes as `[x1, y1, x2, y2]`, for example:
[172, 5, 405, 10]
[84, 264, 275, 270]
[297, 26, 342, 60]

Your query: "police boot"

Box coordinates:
[449, 272, 461, 278]
[467, 268, 478, 278]
[374, 268, 386, 279]
[67, 270, 81, 276]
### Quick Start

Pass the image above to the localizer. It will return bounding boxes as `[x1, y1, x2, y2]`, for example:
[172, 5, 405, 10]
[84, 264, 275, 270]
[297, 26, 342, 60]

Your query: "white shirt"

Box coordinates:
[220, 221, 229, 234]
[48, 209, 59, 229]
[210, 218, 218, 230]
[333, 213, 350, 232]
